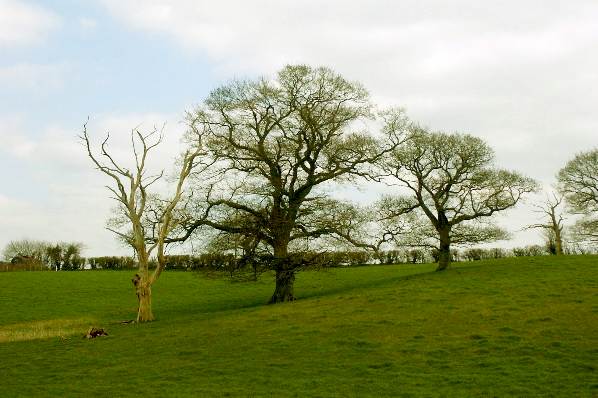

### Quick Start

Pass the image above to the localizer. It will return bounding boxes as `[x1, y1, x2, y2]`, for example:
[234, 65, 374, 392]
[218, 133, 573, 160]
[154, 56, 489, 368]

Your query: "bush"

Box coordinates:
[87, 256, 136, 270]
[464, 248, 484, 261]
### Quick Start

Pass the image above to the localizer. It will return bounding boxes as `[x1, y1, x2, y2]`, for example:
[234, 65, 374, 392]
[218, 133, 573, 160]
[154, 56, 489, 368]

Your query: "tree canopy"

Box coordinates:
[178, 65, 410, 302]
[558, 148, 598, 243]
[382, 128, 537, 270]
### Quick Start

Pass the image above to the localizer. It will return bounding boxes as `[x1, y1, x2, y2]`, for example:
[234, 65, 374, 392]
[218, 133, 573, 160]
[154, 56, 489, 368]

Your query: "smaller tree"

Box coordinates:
[558, 148, 598, 244]
[81, 122, 204, 322]
[61, 243, 85, 270]
[375, 200, 510, 261]
[2, 239, 48, 264]
[2, 240, 84, 270]
[382, 128, 537, 271]
[526, 193, 566, 255]
[46, 244, 63, 271]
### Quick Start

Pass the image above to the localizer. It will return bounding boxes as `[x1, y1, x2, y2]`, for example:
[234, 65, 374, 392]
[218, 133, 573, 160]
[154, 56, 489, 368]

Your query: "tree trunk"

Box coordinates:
[268, 229, 295, 304]
[436, 227, 451, 271]
[269, 269, 296, 303]
[554, 228, 564, 255]
[132, 273, 154, 322]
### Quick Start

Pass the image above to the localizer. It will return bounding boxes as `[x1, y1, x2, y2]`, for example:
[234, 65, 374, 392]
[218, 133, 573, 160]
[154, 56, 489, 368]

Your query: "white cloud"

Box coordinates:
[0, 115, 35, 157]
[0, 62, 68, 91]
[99, 1, 598, 75]
[99, 1, 598, 185]
[0, 0, 60, 47]
[0, 112, 189, 256]
[78, 17, 98, 30]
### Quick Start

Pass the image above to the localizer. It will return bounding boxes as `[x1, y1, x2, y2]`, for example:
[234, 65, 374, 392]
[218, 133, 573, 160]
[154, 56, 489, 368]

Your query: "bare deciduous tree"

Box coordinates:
[2, 239, 49, 263]
[382, 128, 537, 271]
[81, 122, 204, 322]
[2, 239, 84, 269]
[175, 65, 409, 303]
[526, 193, 566, 255]
[558, 148, 598, 244]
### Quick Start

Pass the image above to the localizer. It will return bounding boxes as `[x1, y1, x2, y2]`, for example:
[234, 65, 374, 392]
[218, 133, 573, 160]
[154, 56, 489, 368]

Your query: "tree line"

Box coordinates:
[31, 64, 596, 322]
[1, 240, 84, 271]
[5, 241, 594, 274]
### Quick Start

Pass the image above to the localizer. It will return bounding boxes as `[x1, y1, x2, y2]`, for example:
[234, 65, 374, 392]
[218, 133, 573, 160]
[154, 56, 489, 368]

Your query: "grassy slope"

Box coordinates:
[0, 256, 596, 397]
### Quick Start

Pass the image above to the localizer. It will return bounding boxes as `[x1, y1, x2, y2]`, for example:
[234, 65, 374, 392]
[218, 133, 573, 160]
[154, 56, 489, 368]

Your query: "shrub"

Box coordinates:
[87, 256, 136, 270]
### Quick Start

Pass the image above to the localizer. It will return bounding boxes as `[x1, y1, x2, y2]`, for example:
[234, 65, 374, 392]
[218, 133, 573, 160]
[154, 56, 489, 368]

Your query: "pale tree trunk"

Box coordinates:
[436, 226, 451, 271]
[132, 269, 154, 322]
[137, 281, 154, 322]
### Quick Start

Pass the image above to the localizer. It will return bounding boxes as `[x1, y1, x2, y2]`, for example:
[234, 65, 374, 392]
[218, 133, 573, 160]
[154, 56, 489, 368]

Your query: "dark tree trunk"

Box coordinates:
[436, 224, 451, 272]
[269, 269, 296, 303]
[268, 224, 296, 304]
[554, 228, 564, 255]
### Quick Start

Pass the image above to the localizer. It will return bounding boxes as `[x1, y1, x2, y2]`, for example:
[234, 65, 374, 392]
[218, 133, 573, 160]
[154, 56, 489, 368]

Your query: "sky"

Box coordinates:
[1, 0, 597, 257]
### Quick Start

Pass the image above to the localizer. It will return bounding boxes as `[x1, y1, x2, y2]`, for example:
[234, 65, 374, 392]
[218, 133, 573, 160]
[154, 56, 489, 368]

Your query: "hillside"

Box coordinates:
[0, 256, 596, 397]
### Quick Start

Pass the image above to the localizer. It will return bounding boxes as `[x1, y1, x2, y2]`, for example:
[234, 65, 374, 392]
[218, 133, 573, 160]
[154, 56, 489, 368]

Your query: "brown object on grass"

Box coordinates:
[84, 327, 108, 339]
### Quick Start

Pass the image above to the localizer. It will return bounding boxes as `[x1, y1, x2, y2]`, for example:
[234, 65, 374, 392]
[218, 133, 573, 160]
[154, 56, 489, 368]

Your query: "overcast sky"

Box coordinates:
[1, 0, 597, 256]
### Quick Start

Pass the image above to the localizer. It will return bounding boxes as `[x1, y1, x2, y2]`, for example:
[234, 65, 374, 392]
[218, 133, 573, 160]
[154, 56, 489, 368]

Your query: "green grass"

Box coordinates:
[0, 256, 597, 397]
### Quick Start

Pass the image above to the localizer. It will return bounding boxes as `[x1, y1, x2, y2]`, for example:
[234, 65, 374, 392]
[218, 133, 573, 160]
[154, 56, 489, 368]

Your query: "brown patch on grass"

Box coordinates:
[0, 318, 96, 343]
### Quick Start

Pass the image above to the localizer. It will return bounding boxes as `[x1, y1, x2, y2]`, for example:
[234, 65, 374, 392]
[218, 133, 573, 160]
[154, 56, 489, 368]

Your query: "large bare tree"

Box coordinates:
[81, 123, 204, 321]
[176, 65, 409, 303]
[382, 128, 537, 271]
[558, 148, 598, 244]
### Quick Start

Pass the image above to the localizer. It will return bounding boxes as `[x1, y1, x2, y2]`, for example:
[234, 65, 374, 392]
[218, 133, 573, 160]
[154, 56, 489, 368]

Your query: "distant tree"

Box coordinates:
[61, 243, 85, 270]
[408, 248, 425, 264]
[2, 240, 84, 270]
[46, 244, 62, 271]
[2, 239, 48, 264]
[526, 193, 566, 255]
[175, 65, 409, 303]
[374, 197, 510, 258]
[464, 248, 484, 261]
[558, 148, 598, 244]
[81, 121, 204, 322]
[308, 196, 421, 266]
[382, 128, 537, 271]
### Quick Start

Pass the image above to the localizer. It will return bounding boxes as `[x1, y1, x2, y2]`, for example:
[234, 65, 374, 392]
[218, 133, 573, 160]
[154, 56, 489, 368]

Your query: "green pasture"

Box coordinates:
[0, 256, 596, 397]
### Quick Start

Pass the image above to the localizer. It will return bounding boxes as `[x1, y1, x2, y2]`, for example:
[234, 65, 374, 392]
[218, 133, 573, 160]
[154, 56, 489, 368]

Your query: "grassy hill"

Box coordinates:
[0, 256, 596, 397]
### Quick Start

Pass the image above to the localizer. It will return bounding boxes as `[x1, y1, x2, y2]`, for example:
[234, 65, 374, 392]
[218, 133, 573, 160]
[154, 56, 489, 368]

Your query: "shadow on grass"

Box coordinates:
[175, 265, 439, 319]
[189, 260, 509, 316]
[297, 266, 438, 301]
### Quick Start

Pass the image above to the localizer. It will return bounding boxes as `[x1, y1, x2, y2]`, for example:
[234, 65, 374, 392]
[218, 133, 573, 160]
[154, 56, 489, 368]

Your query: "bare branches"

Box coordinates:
[183, 65, 412, 281]
[384, 129, 537, 229]
[82, 118, 205, 320]
[558, 148, 598, 244]
[382, 127, 537, 269]
[558, 148, 598, 213]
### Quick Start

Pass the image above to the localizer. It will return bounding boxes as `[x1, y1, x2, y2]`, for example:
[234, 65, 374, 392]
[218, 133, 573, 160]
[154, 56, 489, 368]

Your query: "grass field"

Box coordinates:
[0, 256, 597, 397]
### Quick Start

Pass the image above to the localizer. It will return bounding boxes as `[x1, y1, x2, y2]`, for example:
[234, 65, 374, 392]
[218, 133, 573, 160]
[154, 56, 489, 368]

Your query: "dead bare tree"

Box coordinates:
[81, 121, 204, 322]
[527, 193, 566, 255]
